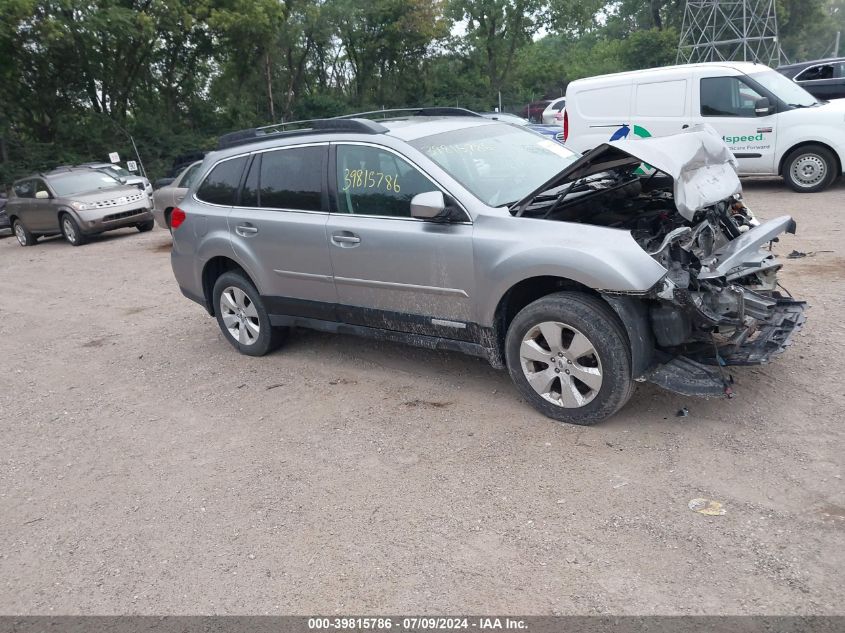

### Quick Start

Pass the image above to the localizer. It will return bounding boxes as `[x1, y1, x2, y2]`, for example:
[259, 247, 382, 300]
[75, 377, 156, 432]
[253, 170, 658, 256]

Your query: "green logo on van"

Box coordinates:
[723, 133, 766, 144]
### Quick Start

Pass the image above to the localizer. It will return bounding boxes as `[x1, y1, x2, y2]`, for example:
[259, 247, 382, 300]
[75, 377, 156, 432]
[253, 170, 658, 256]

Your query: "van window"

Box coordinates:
[195, 157, 247, 206]
[700, 77, 765, 117]
[635, 80, 686, 117]
[576, 85, 630, 118]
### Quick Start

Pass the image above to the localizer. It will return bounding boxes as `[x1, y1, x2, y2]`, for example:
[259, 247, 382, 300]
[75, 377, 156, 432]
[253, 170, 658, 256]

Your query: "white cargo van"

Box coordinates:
[563, 62, 845, 192]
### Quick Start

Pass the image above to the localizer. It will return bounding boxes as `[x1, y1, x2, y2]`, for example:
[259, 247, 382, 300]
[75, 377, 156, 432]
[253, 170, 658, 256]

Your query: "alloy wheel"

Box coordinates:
[519, 321, 603, 408]
[219, 286, 260, 346]
[14, 224, 27, 246]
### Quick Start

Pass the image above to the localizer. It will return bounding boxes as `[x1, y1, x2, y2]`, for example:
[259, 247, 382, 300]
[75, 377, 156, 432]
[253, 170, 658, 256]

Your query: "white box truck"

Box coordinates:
[563, 62, 845, 192]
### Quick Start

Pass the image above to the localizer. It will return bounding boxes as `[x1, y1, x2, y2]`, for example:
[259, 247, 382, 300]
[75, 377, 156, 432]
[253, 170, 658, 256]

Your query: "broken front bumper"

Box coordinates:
[644, 298, 806, 397]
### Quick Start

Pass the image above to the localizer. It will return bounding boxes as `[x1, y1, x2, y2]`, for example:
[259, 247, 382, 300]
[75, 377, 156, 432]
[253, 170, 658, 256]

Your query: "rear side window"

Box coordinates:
[700, 76, 764, 117]
[550, 98, 566, 111]
[796, 64, 835, 82]
[259, 147, 324, 210]
[195, 157, 247, 206]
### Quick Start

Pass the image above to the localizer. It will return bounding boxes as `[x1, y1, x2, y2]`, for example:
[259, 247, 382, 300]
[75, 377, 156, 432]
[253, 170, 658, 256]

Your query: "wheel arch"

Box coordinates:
[487, 276, 651, 374]
[778, 140, 843, 177]
[201, 256, 255, 316]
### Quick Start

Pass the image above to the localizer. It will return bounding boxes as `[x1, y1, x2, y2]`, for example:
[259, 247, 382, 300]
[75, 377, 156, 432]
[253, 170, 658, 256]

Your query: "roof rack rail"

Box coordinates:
[333, 107, 483, 120]
[217, 117, 388, 150]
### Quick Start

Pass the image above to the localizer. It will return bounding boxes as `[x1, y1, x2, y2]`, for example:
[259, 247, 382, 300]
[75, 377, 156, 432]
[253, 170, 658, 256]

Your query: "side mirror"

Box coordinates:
[410, 191, 448, 220]
[118, 176, 128, 184]
[35, 190, 49, 199]
[154, 178, 175, 190]
[754, 97, 773, 116]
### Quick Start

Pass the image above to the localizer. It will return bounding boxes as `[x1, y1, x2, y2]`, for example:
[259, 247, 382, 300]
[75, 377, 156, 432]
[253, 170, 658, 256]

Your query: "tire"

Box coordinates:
[505, 292, 634, 425]
[782, 144, 838, 193]
[13, 220, 36, 247]
[212, 271, 286, 357]
[60, 213, 87, 246]
[137, 220, 154, 232]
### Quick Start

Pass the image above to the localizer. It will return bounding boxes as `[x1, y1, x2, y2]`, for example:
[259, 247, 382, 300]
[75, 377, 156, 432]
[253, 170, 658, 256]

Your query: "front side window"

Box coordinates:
[796, 64, 835, 82]
[335, 145, 439, 217]
[14, 180, 34, 198]
[700, 76, 765, 117]
[195, 156, 247, 206]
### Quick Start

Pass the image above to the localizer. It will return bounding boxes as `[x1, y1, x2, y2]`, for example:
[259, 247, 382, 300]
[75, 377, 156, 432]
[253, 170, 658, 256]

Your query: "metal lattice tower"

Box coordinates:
[677, 0, 787, 66]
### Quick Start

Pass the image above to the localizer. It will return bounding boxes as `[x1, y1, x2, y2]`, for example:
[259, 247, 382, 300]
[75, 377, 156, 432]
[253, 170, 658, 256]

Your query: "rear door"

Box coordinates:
[690, 72, 777, 174]
[10, 180, 35, 228]
[326, 142, 475, 339]
[227, 144, 338, 318]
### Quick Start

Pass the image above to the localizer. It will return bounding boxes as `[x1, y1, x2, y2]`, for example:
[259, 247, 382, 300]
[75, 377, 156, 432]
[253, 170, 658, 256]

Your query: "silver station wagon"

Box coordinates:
[169, 108, 805, 425]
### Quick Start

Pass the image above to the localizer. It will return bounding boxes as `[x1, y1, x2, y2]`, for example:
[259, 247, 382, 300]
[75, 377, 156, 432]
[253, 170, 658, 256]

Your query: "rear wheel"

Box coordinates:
[212, 271, 286, 357]
[13, 220, 35, 247]
[782, 144, 838, 192]
[505, 292, 634, 425]
[60, 214, 86, 246]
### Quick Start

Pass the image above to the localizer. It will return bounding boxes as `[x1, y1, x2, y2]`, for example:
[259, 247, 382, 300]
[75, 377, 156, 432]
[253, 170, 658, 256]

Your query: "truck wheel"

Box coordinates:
[782, 145, 838, 192]
[60, 214, 87, 246]
[505, 292, 634, 425]
[212, 271, 287, 357]
[13, 220, 36, 246]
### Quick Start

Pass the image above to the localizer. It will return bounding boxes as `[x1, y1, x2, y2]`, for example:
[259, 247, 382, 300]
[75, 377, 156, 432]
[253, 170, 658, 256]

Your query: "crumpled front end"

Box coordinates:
[515, 126, 807, 398]
[639, 201, 806, 396]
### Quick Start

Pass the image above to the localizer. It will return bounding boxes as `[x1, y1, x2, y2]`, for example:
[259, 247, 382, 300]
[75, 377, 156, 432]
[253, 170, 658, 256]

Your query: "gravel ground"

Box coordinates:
[0, 179, 842, 616]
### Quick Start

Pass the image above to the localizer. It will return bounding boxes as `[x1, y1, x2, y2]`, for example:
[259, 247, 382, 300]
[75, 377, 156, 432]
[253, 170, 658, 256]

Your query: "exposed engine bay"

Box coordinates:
[511, 127, 806, 396]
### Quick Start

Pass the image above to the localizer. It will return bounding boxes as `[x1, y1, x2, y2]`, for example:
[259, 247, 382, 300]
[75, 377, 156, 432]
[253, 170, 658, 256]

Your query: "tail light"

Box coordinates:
[170, 207, 186, 230]
[563, 109, 569, 142]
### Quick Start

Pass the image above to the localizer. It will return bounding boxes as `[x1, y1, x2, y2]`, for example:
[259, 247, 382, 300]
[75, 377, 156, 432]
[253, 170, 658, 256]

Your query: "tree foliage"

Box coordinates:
[1, 0, 843, 183]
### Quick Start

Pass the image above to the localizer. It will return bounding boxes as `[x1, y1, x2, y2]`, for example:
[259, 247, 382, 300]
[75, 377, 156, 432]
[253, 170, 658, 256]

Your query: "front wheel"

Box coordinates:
[137, 220, 154, 232]
[212, 271, 286, 357]
[505, 292, 634, 425]
[60, 214, 87, 246]
[13, 220, 35, 247]
[782, 145, 838, 192]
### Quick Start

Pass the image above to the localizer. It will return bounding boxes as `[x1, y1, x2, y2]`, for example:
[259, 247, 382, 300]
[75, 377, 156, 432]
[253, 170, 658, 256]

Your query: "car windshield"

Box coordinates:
[749, 70, 818, 107]
[410, 123, 580, 207]
[102, 165, 132, 177]
[50, 172, 122, 196]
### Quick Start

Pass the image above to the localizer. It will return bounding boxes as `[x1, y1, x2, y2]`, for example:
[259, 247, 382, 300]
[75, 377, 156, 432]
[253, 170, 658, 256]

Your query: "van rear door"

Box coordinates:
[690, 70, 777, 174]
[565, 81, 633, 153]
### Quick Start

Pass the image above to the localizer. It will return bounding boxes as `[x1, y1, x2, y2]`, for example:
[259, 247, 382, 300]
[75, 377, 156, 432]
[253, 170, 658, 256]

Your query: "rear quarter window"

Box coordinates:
[195, 157, 247, 206]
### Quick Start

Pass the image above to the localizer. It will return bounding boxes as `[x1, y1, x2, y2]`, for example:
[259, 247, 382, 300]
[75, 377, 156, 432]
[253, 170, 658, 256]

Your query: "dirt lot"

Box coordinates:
[0, 180, 843, 616]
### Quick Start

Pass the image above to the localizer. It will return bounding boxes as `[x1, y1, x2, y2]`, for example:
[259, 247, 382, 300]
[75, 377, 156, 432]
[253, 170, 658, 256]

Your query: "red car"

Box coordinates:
[521, 99, 552, 123]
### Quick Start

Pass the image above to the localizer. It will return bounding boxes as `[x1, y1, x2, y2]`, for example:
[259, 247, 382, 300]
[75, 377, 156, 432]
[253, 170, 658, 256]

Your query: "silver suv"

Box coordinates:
[7, 167, 154, 246]
[170, 109, 805, 425]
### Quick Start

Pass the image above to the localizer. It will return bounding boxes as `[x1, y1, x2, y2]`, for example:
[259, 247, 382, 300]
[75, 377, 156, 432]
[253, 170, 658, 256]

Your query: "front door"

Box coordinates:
[228, 144, 338, 319]
[327, 143, 476, 340]
[691, 74, 777, 174]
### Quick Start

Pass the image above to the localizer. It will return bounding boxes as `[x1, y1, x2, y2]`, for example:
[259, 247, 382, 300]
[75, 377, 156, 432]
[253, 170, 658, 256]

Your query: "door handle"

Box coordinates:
[235, 223, 258, 237]
[331, 232, 361, 247]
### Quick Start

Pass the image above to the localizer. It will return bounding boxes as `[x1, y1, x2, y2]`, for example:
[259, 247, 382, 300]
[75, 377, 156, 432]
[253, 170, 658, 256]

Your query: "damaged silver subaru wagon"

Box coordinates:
[170, 109, 805, 425]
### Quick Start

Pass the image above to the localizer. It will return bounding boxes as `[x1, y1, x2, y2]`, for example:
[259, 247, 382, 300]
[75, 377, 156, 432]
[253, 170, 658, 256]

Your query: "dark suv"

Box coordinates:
[6, 167, 154, 246]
